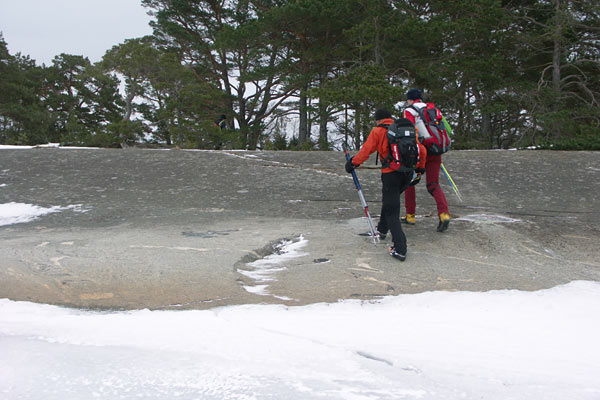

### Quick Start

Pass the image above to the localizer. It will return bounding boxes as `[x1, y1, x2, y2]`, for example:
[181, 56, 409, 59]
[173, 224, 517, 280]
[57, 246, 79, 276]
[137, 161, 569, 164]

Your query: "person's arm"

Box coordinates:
[404, 107, 431, 144]
[416, 143, 427, 171]
[403, 109, 416, 124]
[351, 128, 381, 167]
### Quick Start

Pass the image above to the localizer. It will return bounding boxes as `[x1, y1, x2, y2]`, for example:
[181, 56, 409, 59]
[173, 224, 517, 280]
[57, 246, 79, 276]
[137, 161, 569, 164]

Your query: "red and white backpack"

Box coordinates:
[408, 103, 451, 155]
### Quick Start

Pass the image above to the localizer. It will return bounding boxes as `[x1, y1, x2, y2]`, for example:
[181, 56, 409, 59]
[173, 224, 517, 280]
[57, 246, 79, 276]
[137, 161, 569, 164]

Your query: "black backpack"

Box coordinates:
[379, 118, 419, 172]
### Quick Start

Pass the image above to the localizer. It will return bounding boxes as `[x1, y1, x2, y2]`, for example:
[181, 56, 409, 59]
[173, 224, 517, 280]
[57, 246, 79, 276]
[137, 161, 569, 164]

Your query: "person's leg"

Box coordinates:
[376, 175, 389, 237]
[425, 154, 449, 215]
[381, 173, 408, 255]
[376, 204, 388, 239]
[425, 154, 450, 231]
[376, 204, 388, 237]
[402, 185, 416, 224]
[404, 185, 416, 214]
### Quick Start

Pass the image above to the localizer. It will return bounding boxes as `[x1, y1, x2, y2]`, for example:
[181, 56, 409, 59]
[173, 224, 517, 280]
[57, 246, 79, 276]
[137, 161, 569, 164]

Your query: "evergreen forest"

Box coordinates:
[1, 0, 599, 150]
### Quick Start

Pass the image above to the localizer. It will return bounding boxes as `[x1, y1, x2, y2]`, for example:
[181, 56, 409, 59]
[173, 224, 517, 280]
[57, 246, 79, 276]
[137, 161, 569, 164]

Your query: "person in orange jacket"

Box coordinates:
[345, 108, 426, 261]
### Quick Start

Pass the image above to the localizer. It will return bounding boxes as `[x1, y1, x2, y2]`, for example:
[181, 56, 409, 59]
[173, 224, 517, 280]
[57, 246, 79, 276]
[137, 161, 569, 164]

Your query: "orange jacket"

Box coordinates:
[352, 118, 427, 173]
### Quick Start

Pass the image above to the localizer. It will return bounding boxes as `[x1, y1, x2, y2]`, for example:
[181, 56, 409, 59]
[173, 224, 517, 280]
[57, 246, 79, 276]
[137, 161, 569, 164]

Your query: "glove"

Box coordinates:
[422, 137, 435, 147]
[409, 173, 421, 186]
[416, 168, 426, 174]
[345, 157, 356, 173]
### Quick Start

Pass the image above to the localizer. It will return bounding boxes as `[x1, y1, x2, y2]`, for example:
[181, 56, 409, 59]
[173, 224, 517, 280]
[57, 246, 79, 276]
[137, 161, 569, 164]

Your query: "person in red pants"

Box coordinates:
[402, 89, 450, 232]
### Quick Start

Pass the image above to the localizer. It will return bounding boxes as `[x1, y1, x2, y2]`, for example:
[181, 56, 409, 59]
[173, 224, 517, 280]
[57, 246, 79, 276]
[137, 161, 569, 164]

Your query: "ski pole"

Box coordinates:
[441, 163, 462, 202]
[344, 148, 379, 244]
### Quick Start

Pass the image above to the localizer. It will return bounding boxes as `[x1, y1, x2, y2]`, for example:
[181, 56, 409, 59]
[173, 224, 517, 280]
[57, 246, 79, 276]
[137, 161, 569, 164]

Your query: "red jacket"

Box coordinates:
[352, 118, 426, 173]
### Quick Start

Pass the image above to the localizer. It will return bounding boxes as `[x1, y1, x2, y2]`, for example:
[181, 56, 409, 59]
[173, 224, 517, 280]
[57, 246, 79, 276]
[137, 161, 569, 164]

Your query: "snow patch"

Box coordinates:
[456, 213, 521, 223]
[0, 203, 88, 226]
[0, 145, 34, 149]
[238, 235, 307, 300]
[0, 144, 100, 150]
[36, 143, 60, 148]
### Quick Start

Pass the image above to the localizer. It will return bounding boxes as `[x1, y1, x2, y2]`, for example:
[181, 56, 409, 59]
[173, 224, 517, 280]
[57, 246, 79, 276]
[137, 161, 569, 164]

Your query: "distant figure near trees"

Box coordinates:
[215, 114, 227, 130]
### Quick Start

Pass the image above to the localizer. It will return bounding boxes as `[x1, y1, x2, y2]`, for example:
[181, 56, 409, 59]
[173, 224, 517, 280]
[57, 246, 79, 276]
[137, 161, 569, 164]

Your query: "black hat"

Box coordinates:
[375, 108, 392, 121]
[406, 88, 422, 101]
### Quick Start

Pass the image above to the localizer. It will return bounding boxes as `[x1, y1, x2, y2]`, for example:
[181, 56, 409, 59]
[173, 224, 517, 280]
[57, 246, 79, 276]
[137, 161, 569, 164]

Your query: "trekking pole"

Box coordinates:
[441, 163, 463, 202]
[344, 148, 380, 244]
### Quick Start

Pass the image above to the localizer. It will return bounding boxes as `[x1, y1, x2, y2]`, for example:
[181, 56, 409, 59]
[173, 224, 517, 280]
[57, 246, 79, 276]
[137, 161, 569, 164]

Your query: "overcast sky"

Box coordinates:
[0, 0, 153, 65]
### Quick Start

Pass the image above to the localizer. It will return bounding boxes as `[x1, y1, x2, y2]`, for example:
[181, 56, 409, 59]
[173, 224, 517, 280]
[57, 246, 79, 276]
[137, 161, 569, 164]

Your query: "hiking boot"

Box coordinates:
[389, 246, 406, 261]
[437, 212, 450, 232]
[401, 214, 415, 225]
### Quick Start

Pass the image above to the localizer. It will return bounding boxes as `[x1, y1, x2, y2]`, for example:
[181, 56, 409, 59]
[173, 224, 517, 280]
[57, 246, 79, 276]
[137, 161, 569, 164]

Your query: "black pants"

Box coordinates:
[377, 171, 413, 254]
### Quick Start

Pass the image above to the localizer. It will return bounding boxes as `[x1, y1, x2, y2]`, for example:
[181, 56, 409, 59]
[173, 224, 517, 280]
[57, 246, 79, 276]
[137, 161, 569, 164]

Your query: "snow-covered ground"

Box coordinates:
[1, 168, 599, 399]
[1, 282, 599, 400]
[0, 143, 100, 150]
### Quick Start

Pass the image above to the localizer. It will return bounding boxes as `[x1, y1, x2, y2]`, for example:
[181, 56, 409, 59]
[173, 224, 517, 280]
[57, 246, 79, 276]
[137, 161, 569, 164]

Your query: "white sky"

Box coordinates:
[0, 0, 153, 65]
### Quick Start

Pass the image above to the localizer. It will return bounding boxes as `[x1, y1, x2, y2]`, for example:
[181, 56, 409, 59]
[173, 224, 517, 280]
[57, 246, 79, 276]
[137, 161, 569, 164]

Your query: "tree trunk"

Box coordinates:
[124, 90, 135, 121]
[344, 105, 349, 149]
[248, 126, 261, 150]
[318, 73, 328, 150]
[238, 119, 251, 149]
[318, 102, 328, 150]
[482, 112, 492, 148]
[552, 0, 562, 95]
[298, 86, 309, 144]
[353, 103, 361, 149]
[238, 93, 248, 147]
[551, 0, 562, 139]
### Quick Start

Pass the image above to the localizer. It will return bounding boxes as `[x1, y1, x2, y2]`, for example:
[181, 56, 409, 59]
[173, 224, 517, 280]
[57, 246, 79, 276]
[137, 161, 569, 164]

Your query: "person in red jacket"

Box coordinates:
[402, 89, 450, 232]
[345, 108, 426, 261]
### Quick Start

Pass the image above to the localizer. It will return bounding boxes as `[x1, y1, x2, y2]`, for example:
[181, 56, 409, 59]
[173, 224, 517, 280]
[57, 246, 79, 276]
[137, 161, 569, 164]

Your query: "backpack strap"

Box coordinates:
[408, 104, 425, 122]
[375, 123, 390, 166]
[379, 122, 398, 169]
